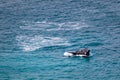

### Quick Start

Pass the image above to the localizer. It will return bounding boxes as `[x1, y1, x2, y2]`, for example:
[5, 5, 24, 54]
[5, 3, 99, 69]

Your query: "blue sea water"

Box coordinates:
[0, 0, 120, 80]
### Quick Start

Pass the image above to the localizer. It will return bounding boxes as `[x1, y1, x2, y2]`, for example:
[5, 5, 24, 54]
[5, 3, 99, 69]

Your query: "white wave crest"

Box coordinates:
[20, 21, 89, 31]
[16, 35, 70, 52]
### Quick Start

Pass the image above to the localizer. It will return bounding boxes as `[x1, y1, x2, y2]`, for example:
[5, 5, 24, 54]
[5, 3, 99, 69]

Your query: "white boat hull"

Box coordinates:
[64, 52, 87, 57]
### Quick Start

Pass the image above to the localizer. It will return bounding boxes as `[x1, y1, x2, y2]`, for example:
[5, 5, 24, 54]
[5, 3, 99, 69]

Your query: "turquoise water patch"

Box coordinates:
[0, 0, 120, 80]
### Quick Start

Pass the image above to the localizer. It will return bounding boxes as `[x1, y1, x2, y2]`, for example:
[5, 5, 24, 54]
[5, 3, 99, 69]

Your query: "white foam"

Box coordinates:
[16, 35, 70, 52]
[20, 21, 89, 31]
[60, 22, 88, 30]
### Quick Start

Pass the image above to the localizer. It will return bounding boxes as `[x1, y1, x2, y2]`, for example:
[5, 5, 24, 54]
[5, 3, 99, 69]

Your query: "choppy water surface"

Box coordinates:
[0, 0, 120, 80]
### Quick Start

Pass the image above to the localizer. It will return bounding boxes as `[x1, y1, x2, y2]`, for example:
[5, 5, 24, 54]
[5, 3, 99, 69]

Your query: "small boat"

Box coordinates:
[64, 48, 90, 57]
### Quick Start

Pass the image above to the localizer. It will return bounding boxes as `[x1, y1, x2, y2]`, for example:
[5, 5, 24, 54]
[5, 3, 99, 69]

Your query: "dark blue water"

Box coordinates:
[0, 0, 120, 80]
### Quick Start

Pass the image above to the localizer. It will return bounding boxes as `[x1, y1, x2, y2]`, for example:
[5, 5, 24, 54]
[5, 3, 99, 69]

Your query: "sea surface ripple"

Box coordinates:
[0, 0, 120, 80]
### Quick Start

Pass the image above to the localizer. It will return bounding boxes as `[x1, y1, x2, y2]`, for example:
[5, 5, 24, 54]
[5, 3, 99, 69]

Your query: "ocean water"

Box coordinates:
[0, 0, 120, 80]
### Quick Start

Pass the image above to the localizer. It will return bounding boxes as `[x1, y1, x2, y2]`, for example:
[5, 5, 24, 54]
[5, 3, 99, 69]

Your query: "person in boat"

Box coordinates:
[72, 48, 90, 56]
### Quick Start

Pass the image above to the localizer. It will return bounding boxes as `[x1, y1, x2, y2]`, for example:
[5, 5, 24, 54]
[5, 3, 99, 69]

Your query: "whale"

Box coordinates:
[64, 48, 90, 57]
